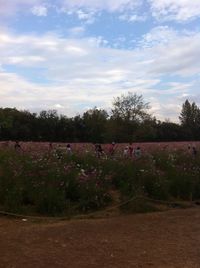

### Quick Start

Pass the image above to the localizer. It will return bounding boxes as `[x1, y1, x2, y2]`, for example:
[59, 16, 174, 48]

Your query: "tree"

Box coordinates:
[38, 110, 59, 141]
[179, 100, 199, 126]
[156, 120, 184, 141]
[134, 117, 157, 141]
[82, 107, 108, 143]
[109, 92, 151, 142]
[179, 100, 200, 140]
[111, 92, 150, 122]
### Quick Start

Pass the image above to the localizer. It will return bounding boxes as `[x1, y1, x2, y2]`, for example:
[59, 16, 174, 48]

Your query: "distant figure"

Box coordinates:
[96, 144, 104, 158]
[128, 143, 134, 157]
[192, 146, 197, 157]
[49, 142, 53, 151]
[123, 146, 129, 158]
[109, 142, 116, 158]
[14, 141, 21, 152]
[134, 147, 141, 158]
[66, 143, 72, 155]
[94, 143, 99, 156]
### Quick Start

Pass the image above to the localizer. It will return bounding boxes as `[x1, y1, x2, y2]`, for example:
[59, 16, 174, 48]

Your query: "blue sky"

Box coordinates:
[0, 0, 200, 121]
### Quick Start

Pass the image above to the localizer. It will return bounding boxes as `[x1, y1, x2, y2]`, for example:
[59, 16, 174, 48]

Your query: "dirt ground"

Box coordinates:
[0, 208, 200, 268]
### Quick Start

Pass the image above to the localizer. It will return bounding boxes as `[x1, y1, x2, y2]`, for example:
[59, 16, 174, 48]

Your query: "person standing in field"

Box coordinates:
[134, 146, 141, 158]
[49, 142, 53, 151]
[192, 146, 197, 157]
[94, 143, 99, 157]
[14, 141, 22, 152]
[66, 143, 72, 155]
[109, 142, 116, 158]
[123, 146, 129, 158]
[97, 144, 104, 158]
[128, 143, 134, 157]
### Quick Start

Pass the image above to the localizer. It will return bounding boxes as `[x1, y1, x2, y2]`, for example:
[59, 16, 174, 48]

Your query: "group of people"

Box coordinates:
[123, 145, 142, 158]
[49, 142, 141, 159]
[94, 142, 116, 158]
[49, 143, 72, 159]
[94, 142, 141, 159]
[11, 141, 198, 159]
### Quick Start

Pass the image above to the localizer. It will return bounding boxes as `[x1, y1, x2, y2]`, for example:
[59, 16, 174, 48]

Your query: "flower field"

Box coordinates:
[0, 141, 200, 217]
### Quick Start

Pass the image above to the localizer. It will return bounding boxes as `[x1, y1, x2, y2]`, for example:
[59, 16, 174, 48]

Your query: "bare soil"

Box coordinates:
[0, 208, 200, 268]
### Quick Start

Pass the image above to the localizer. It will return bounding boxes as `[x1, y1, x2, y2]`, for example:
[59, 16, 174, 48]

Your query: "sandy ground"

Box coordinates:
[0, 208, 200, 268]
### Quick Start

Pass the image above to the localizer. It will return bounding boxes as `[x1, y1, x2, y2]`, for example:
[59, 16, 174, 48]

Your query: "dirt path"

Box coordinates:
[0, 208, 200, 268]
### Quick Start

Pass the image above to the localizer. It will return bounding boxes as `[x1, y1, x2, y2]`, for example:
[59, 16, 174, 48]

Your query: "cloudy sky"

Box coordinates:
[0, 0, 200, 121]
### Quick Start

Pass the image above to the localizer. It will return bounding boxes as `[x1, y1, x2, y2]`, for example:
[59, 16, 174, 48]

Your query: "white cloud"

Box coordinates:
[7, 56, 45, 64]
[59, 1, 143, 24]
[68, 26, 86, 37]
[140, 26, 200, 77]
[149, 35, 200, 76]
[1, 1, 200, 121]
[66, 9, 97, 24]
[139, 26, 178, 47]
[0, 27, 199, 120]
[149, 0, 200, 21]
[54, 103, 64, 109]
[2, 0, 200, 23]
[64, 45, 88, 56]
[119, 13, 147, 22]
[31, 5, 48, 16]
[60, 0, 141, 12]
[0, 0, 43, 16]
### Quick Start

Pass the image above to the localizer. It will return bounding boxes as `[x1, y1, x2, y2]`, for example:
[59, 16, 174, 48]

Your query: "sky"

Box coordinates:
[0, 0, 200, 122]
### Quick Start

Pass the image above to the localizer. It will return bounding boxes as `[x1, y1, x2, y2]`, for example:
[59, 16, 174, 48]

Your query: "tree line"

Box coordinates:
[0, 93, 200, 142]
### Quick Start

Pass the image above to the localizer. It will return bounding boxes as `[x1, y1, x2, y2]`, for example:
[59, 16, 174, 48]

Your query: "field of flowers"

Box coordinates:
[0, 141, 200, 217]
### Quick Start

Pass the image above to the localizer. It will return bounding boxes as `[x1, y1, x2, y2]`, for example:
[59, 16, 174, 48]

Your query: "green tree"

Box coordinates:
[179, 100, 200, 140]
[82, 107, 108, 143]
[156, 120, 184, 141]
[111, 92, 150, 122]
[179, 100, 198, 126]
[134, 117, 157, 141]
[109, 92, 151, 142]
[38, 110, 59, 141]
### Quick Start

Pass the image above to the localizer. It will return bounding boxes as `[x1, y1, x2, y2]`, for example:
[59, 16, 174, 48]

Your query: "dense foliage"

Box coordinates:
[0, 93, 200, 142]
